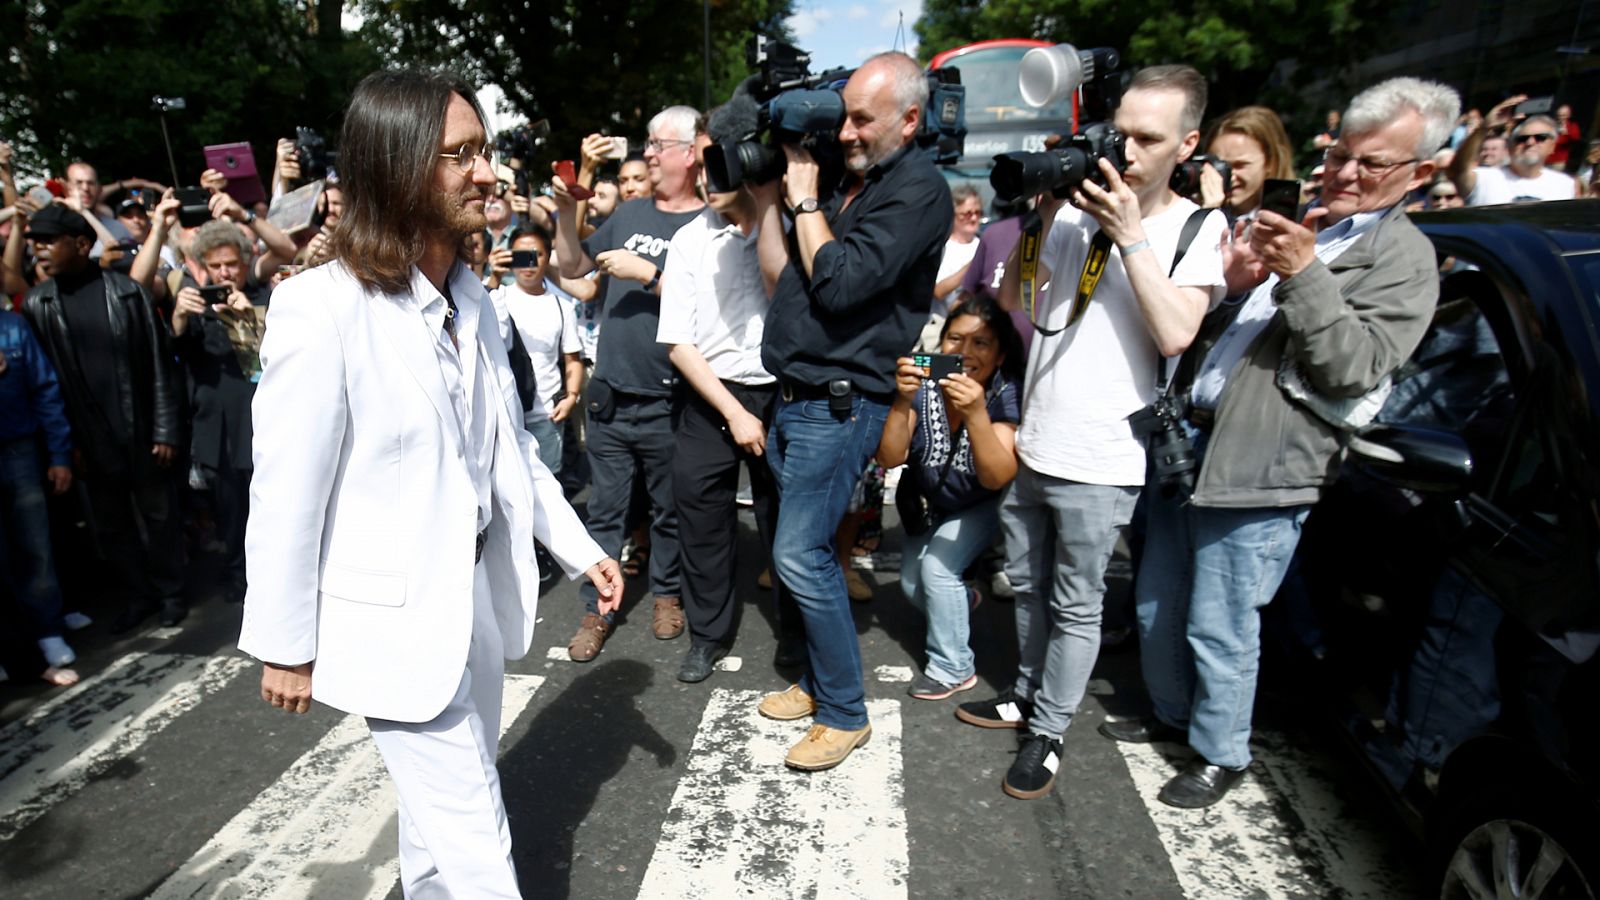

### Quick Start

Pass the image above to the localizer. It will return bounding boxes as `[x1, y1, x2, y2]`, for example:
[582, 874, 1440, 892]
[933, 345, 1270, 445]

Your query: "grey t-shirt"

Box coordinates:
[582, 197, 703, 397]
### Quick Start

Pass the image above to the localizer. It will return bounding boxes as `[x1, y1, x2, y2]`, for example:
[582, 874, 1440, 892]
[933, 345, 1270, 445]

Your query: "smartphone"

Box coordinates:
[912, 352, 964, 382]
[203, 142, 266, 205]
[553, 160, 594, 201]
[176, 186, 212, 228]
[1515, 96, 1554, 117]
[199, 284, 230, 305]
[1260, 178, 1302, 222]
[26, 185, 53, 207]
[603, 137, 628, 160]
[509, 249, 539, 270]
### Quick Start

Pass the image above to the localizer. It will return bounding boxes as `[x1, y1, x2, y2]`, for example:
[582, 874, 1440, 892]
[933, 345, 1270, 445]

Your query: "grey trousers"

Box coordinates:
[1000, 464, 1138, 739]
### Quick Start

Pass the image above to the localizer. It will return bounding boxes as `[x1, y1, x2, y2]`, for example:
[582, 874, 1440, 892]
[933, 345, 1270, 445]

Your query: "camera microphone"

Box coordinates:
[710, 77, 763, 144]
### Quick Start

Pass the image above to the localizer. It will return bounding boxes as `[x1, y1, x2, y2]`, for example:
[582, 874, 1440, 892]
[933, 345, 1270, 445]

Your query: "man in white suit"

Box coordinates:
[239, 68, 624, 898]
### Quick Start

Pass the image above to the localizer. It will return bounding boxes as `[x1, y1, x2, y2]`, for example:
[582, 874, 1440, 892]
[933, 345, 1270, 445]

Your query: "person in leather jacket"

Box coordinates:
[17, 204, 186, 633]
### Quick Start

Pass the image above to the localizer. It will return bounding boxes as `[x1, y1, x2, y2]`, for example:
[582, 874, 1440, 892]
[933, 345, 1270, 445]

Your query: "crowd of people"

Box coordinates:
[0, 50, 1591, 872]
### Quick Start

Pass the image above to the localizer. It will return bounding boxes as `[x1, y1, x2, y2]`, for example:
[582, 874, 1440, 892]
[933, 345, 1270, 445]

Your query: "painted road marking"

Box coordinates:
[874, 665, 914, 683]
[0, 652, 253, 841]
[1116, 730, 1414, 898]
[149, 674, 545, 900]
[636, 689, 908, 899]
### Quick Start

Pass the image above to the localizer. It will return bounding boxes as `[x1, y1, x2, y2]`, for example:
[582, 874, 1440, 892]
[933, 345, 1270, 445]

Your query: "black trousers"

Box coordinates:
[205, 462, 252, 590]
[673, 382, 802, 647]
[581, 392, 680, 618]
[85, 471, 185, 605]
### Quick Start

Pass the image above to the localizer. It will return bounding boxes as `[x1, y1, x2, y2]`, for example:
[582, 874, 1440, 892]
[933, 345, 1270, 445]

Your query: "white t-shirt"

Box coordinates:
[933, 236, 980, 316]
[656, 208, 773, 386]
[489, 281, 580, 420]
[1468, 166, 1577, 206]
[1016, 198, 1227, 486]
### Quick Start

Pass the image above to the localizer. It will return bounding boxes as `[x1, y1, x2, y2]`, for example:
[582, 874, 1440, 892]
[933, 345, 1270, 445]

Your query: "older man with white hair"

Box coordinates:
[1101, 76, 1458, 809]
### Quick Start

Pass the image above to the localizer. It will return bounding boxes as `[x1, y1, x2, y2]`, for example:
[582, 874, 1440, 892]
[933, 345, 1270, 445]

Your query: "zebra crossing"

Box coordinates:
[0, 648, 1421, 899]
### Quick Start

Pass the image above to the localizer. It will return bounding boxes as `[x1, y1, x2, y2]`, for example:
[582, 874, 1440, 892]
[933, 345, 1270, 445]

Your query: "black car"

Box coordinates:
[1280, 200, 1600, 899]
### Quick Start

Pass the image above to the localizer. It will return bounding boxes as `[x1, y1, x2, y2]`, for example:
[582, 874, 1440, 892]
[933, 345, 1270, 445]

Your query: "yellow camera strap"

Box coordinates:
[1020, 213, 1112, 337]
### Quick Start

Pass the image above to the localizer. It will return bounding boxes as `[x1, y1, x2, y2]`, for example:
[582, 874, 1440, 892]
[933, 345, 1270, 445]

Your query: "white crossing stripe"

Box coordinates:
[148, 674, 545, 900]
[637, 689, 908, 899]
[873, 665, 914, 683]
[1116, 730, 1414, 898]
[0, 652, 253, 841]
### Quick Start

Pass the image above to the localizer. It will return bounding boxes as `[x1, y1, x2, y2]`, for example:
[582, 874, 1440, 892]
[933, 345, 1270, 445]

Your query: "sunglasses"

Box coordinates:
[1513, 133, 1556, 145]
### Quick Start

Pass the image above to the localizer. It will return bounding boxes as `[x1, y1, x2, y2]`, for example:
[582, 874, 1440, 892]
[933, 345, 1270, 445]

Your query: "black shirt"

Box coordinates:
[56, 268, 127, 441]
[582, 198, 704, 397]
[761, 143, 953, 397]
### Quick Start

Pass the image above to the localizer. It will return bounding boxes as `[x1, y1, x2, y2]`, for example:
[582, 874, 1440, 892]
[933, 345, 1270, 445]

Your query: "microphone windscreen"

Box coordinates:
[709, 76, 763, 144]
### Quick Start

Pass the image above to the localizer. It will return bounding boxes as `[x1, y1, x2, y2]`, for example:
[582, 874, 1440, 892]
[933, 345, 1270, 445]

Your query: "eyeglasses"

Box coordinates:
[645, 138, 691, 152]
[438, 143, 495, 174]
[956, 208, 982, 219]
[1324, 147, 1419, 178]
[1513, 133, 1556, 146]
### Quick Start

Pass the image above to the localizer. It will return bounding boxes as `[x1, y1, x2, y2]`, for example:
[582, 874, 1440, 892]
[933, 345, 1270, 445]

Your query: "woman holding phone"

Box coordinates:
[878, 295, 1023, 700]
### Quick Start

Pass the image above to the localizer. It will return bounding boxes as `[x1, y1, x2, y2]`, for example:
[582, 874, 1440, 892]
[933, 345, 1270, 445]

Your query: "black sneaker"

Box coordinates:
[907, 672, 977, 701]
[955, 688, 1033, 729]
[1003, 732, 1063, 800]
[676, 643, 728, 684]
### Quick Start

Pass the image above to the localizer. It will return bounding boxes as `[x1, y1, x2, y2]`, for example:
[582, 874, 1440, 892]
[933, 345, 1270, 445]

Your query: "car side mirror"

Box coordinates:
[1346, 424, 1473, 493]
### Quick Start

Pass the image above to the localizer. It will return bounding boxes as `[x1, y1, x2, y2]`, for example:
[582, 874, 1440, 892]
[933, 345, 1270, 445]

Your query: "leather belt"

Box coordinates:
[475, 528, 488, 564]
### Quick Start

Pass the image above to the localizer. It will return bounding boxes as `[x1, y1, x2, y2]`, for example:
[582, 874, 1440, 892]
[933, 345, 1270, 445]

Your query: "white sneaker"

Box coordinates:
[63, 612, 93, 630]
[38, 636, 76, 667]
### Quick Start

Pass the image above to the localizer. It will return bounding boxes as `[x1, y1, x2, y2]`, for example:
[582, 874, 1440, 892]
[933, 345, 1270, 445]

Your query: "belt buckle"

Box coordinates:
[781, 383, 796, 403]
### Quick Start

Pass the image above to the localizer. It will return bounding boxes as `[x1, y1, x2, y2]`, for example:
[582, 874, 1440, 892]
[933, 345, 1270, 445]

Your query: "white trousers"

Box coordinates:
[368, 564, 521, 899]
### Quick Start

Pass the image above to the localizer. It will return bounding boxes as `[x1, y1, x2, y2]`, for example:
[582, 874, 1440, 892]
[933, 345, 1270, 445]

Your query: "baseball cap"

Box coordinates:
[24, 205, 96, 240]
[117, 197, 149, 216]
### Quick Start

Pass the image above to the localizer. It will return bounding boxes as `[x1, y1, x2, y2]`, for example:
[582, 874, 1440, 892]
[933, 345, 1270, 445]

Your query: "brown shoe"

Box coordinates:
[651, 595, 685, 640]
[785, 723, 872, 771]
[568, 614, 612, 662]
[758, 683, 817, 720]
[845, 568, 873, 602]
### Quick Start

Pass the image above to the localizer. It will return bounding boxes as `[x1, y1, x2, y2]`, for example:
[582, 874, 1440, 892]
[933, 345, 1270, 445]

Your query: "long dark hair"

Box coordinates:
[939, 294, 1026, 384]
[329, 68, 486, 295]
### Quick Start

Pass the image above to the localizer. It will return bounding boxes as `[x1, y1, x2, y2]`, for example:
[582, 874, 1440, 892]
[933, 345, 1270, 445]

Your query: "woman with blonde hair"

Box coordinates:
[1200, 105, 1295, 219]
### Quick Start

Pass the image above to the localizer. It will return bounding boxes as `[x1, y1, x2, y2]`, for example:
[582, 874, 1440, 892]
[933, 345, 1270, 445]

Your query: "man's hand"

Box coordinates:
[46, 465, 72, 495]
[200, 168, 228, 193]
[1221, 218, 1268, 295]
[488, 246, 514, 277]
[940, 371, 987, 418]
[98, 244, 126, 270]
[594, 249, 655, 284]
[579, 133, 612, 171]
[549, 165, 579, 214]
[1071, 158, 1145, 247]
[154, 189, 180, 230]
[509, 193, 531, 217]
[1486, 94, 1527, 131]
[261, 662, 314, 714]
[585, 558, 625, 616]
[305, 226, 334, 266]
[226, 284, 253, 313]
[781, 144, 821, 208]
[726, 408, 767, 456]
[172, 286, 208, 335]
[210, 189, 246, 223]
[151, 443, 176, 467]
[1251, 208, 1329, 279]
[551, 395, 577, 423]
[276, 138, 302, 184]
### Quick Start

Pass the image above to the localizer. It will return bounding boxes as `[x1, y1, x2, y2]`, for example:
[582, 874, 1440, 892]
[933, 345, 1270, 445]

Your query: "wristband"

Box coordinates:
[645, 266, 662, 292]
[1118, 238, 1151, 257]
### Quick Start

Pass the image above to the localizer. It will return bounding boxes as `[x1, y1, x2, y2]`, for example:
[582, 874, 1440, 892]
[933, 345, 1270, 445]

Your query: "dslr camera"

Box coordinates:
[495, 120, 551, 196]
[295, 127, 338, 181]
[704, 35, 967, 195]
[1128, 393, 1198, 496]
[990, 45, 1126, 200]
[1169, 153, 1233, 204]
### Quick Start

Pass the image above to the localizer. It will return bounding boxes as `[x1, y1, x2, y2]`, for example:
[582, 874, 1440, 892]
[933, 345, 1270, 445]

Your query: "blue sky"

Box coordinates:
[785, 0, 925, 73]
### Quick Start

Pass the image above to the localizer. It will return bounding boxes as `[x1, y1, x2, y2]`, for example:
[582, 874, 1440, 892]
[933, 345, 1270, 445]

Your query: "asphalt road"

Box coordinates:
[0, 500, 1429, 899]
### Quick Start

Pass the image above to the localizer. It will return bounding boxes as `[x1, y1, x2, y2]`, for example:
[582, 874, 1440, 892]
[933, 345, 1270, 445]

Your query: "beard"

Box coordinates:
[429, 186, 489, 237]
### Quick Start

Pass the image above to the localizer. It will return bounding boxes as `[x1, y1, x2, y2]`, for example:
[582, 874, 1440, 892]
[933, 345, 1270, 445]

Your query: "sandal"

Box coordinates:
[41, 667, 80, 687]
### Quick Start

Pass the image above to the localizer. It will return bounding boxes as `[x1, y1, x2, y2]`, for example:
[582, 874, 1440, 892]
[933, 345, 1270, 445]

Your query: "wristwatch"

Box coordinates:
[242, 209, 257, 225]
[795, 197, 822, 215]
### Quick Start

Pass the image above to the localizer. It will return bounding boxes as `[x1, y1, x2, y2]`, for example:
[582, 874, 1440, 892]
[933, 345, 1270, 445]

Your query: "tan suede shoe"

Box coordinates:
[651, 595, 685, 640]
[784, 723, 873, 771]
[757, 683, 817, 721]
[568, 613, 612, 662]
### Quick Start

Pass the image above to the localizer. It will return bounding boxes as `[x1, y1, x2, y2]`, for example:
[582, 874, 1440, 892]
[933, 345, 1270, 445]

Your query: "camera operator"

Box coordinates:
[1105, 77, 1456, 811]
[550, 105, 706, 662]
[1198, 106, 1295, 221]
[747, 52, 953, 772]
[958, 65, 1227, 802]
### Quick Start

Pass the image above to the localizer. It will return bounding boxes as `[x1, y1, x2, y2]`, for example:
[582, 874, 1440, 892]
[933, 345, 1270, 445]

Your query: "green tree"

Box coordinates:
[354, 0, 794, 172]
[915, 0, 1391, 140]
[0, 0, 379, 184]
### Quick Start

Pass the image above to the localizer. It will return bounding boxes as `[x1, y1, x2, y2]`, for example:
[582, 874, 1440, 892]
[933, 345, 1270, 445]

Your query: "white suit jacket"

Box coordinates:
[239, 262, 604, 723]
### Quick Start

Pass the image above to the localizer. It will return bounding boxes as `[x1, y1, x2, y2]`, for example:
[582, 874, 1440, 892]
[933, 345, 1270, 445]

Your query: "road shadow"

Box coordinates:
[498, 659, 676, 899]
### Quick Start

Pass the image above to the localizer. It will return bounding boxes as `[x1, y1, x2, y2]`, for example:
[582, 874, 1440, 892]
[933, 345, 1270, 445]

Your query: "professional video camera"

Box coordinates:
[495, 120, 552, 196]
[990, 45, 1126, 201]
[1169, 153, 1233, 204]
[295, 127, 337, 181]
[703, 35, 967, 195]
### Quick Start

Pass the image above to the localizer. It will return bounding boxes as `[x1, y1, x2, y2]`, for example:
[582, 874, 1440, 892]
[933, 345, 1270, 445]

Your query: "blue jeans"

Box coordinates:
[523, 413, 563, 477]
[767, 394, 889, 731]
[1001, 465, 1138, 739]
[1135, 485, 1310, 769]
[0, 437, 67, 639]
[900, 496, 1000, 684]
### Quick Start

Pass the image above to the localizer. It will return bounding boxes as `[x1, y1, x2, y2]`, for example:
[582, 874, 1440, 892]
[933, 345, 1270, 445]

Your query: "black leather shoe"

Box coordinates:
[1098, 717, 1186, 744]
[677, 643, 728, 684]
[773, 632, 807, 668]
[1158, 757, 1249, 809]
